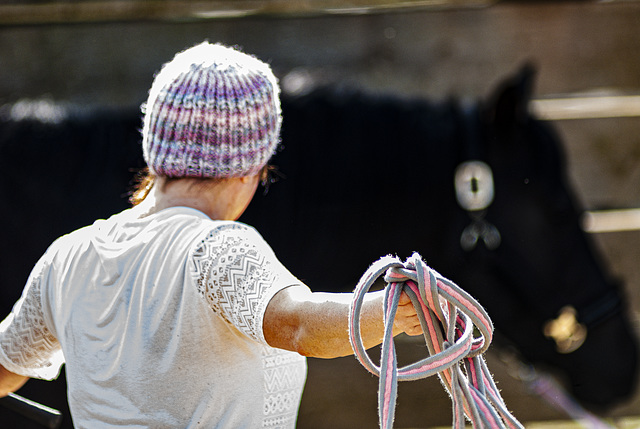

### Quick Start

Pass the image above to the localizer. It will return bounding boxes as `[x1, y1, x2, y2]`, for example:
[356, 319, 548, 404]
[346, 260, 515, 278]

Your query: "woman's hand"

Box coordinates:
[393, 291, 423, 337]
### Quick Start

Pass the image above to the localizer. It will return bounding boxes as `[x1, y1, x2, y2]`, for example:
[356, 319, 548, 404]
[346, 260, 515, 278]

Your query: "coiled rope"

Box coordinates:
[349, 253, 524, 429]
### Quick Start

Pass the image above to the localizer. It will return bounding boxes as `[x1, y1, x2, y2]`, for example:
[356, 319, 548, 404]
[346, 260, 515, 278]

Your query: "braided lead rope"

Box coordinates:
[349, 253, 524, 429]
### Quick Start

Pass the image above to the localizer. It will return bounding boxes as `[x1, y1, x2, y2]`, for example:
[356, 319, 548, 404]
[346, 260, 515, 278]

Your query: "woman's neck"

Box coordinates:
[133, 175, 259, 221]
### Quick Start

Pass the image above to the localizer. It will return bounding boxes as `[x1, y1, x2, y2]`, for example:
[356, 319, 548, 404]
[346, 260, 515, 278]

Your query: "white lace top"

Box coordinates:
[0, 207, 307, 428]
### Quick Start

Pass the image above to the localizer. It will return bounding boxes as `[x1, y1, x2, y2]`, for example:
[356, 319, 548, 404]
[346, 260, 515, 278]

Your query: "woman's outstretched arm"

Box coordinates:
[263, 284, 422, 359]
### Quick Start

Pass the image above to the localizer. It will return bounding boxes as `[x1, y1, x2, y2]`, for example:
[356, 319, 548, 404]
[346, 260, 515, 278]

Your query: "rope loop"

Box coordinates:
[349, 253, 523, 429]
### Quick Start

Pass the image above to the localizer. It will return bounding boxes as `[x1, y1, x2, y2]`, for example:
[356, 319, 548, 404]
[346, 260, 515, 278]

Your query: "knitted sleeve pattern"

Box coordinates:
[190, 223, 300, 344]
[0, 260, 63, 380]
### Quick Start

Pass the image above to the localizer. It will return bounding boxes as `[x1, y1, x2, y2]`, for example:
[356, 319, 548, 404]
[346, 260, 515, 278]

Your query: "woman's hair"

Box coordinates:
[129, 167, 156, 206]
[129, 164, 280, 206]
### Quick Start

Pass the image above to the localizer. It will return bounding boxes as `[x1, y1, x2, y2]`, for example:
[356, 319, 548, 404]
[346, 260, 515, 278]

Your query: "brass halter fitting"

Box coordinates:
[544, 306, 588, 354]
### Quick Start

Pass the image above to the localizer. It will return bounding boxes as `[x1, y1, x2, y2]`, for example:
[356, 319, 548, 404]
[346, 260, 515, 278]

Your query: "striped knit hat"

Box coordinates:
[141, 42, 281, 178]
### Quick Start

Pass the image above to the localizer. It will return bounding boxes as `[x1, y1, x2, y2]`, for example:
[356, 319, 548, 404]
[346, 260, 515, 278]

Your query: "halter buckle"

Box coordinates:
[544, 306, 587, 354]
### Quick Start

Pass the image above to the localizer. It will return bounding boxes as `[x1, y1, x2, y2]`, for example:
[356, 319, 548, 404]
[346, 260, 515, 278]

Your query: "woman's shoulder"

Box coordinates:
[196, 220, 267, 250]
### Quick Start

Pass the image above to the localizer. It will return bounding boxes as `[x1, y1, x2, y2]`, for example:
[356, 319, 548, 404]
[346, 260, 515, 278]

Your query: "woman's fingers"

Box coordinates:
[394, 291, 423, 336]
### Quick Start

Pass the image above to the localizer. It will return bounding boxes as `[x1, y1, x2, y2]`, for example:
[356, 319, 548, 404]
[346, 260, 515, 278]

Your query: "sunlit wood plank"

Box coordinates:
[0, 0, 495, 25]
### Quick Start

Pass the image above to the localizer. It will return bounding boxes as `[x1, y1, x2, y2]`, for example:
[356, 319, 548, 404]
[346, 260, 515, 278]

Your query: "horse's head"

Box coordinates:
[243, 68, 638, 410]
[450, 64, 639, 409]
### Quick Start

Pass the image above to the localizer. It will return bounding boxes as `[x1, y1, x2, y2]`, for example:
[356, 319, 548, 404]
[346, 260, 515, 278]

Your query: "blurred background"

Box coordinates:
[1, 0, 640, 427]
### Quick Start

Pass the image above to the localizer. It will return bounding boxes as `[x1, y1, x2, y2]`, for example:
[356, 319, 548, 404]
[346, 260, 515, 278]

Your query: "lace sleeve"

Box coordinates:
[0, 260, 64, 380]
[190, 223, 300, 344]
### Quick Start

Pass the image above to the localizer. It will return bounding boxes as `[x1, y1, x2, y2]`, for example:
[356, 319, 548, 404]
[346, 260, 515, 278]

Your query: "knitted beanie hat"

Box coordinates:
[141, 42, 281, 178]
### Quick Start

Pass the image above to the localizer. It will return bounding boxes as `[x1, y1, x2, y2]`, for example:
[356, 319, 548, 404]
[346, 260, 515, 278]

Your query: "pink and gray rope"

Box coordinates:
[349, 253, 524, 429]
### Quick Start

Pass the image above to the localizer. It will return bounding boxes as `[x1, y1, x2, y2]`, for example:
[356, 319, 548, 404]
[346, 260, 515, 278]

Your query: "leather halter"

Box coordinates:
[452, 104, 624, 354]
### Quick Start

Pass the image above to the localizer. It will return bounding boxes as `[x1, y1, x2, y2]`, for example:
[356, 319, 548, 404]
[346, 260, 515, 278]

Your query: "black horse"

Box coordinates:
[242, 65, 639, 411]
[0, 65, 636, 428]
